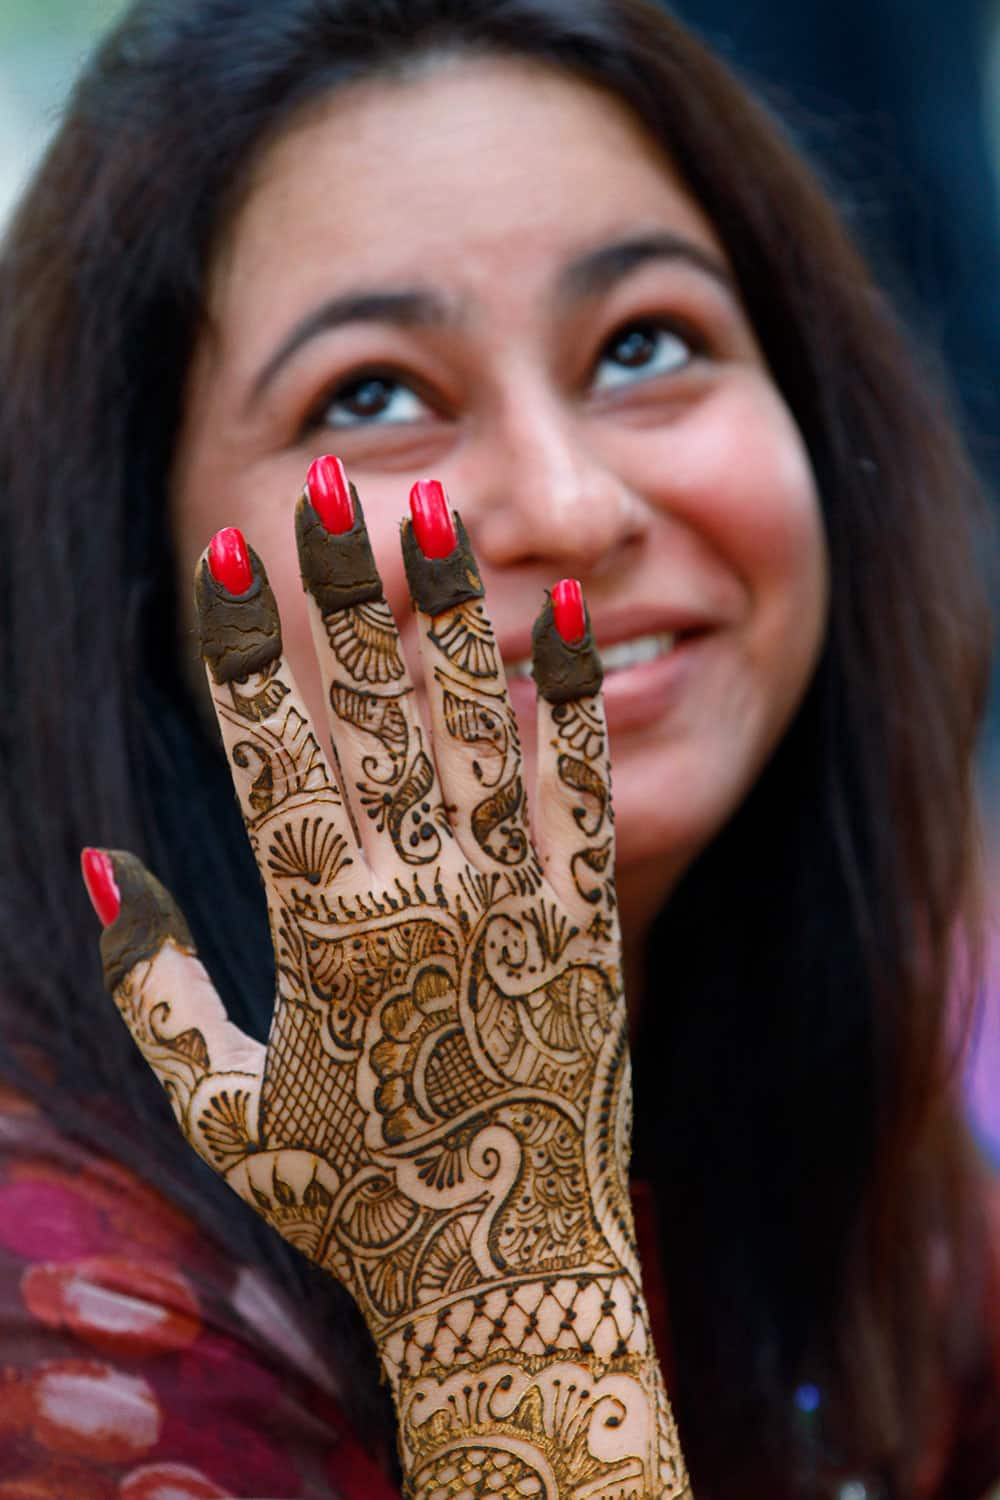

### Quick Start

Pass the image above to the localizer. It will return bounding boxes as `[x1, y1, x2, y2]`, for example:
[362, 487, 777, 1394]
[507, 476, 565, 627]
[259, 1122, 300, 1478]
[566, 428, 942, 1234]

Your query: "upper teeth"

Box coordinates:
[506, 630, 677, 680]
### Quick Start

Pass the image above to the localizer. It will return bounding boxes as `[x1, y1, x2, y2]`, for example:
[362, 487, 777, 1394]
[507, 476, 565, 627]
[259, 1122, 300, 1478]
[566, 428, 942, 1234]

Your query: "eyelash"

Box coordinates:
[589, 316, 705, 393]
[303, 362, 435, 431]
[304, 316, 706, 433]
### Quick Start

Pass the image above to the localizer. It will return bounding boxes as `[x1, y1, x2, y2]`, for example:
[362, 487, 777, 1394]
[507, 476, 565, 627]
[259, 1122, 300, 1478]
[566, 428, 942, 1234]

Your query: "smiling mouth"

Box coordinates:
[506, 629, 678, 680]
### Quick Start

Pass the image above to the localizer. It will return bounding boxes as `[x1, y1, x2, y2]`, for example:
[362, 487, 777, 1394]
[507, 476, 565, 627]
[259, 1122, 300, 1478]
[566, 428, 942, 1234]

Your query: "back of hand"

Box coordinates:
[84, 466, 689, 1500]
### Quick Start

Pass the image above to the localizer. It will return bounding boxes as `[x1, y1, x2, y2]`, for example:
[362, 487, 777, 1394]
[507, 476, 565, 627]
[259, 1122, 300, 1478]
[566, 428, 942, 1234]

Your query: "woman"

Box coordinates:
[0, 1, 996, 1495]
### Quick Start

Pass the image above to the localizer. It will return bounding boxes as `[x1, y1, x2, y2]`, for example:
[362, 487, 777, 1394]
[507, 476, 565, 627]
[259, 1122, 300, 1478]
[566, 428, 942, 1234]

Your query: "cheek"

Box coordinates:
[731, 416, 826, 624]
[652, 379, 828, 662]
[733, 407, 828, 695]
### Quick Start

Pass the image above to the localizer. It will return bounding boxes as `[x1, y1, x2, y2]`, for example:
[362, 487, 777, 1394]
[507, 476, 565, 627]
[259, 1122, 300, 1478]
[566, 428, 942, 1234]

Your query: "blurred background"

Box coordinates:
[2, 0, 998, 1152]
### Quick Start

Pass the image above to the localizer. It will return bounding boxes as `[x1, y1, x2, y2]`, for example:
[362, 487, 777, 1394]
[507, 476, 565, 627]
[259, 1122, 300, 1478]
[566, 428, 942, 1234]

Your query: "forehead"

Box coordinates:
[207, 54, 728, 341]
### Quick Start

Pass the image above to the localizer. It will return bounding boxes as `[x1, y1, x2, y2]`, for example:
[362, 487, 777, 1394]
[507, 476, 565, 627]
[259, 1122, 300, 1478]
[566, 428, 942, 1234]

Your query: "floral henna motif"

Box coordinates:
[226, 657, 290, 723]
[325, 599, 406, 684]
[551, 698, 606, 762]
[428, 601, 499, 679]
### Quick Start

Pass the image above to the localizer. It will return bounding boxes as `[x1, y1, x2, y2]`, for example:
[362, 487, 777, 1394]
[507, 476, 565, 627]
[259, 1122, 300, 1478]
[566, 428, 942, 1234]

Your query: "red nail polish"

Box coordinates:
[552, 579, 586, 645]
[307, 454, 354, 534]
[208, 527, 253, 595]
[409, 480, 457, 560]
[81, 848, 121, 928]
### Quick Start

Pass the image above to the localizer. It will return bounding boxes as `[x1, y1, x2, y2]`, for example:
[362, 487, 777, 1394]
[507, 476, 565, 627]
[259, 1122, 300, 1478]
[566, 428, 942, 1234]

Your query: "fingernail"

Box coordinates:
[296, 470, 382, 614]
[409, 480, 457, 560]
[401, 507, 484, 616]
[195, 538, 281, 685]
[552, 578, 586, 645]
[307, 454, 354, 535]
[531, 587, 603, 704]
[81, 848, 120, 928]
[86, 850, 196, 993]
[208, 527, 253, 595]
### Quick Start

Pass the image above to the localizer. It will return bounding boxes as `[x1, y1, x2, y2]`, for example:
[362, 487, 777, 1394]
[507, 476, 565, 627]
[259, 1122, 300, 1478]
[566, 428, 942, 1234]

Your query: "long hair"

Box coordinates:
[0, 1, 994, 1493]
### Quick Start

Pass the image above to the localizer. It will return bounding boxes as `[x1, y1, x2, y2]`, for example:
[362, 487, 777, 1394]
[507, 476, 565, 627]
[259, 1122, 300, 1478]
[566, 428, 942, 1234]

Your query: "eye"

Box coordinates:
[590, 321, 695, 394]
[319, 372, 431, 428]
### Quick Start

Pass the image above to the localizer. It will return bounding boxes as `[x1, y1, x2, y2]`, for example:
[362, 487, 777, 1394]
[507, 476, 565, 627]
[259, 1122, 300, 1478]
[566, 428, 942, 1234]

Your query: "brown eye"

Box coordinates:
[592, 321, 693, 393]
[611, 325, 659, 367]
[321, 373, 429, 428]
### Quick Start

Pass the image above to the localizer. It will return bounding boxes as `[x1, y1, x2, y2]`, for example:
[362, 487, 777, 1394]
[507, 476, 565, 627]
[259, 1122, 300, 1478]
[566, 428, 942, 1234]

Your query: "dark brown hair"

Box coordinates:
[0, 1, 995, 1494]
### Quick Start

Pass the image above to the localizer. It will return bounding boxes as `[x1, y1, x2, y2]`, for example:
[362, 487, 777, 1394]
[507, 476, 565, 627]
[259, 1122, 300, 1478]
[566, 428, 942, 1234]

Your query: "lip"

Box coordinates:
[504, 615, 718, 737]
[499, 604, 720, 676]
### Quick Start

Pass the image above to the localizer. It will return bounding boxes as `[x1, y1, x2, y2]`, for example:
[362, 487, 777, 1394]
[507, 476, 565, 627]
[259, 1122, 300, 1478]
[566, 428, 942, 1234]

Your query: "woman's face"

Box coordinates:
[172, 56, 828, 933]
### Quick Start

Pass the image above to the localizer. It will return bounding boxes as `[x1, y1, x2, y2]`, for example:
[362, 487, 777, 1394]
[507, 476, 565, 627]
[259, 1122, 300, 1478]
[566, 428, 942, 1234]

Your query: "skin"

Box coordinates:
[172, 55, 829, 1004]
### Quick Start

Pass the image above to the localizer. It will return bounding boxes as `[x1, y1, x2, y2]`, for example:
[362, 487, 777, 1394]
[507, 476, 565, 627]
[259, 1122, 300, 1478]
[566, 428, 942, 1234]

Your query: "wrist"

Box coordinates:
[374, 1271, 688, 1500]
[376, 1265, 653, 1391]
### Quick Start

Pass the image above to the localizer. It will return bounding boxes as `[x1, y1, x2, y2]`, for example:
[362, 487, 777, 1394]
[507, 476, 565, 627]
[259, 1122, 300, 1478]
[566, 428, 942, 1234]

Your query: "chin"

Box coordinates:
[611, 754, 752, 896]
[615, 804, 701, 879]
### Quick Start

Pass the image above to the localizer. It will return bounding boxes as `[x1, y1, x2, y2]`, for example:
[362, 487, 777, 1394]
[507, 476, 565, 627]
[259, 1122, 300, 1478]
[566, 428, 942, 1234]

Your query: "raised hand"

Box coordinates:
[82, 457, 689, 1499]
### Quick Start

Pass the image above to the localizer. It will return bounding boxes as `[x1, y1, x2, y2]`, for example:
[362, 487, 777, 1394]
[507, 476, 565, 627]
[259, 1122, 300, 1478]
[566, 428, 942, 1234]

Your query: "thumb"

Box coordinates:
[81, 848, 265, 1170]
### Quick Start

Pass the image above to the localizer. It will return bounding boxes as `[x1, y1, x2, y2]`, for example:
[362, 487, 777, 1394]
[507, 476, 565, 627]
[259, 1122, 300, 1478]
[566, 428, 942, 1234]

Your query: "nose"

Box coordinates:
[466, 384, 647, 575]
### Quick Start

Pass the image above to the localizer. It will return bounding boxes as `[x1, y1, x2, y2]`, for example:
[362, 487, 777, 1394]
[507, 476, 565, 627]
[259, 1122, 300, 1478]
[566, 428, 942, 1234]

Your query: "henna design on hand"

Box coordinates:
[530, 599, 618, 943]
[93, 494, 688, 1498]
[297, 491, 451, 870]
[556, 753, 610, 837]
[428, 601, 499, 680]
[328, 681, 443, 865]
[402, 1361, 689, 1500]
[551, 697, 606, 762]
[441, 681, 510, 785]
[436, 669, 531, 869]
[324, 600, 407, 683]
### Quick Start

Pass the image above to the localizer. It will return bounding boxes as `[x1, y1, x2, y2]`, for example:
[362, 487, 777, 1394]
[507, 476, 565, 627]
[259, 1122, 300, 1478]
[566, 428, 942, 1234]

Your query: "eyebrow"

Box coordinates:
[249, 288, 454, 404]
[248, 232, 734, 405]
[557, 232, 735, 304]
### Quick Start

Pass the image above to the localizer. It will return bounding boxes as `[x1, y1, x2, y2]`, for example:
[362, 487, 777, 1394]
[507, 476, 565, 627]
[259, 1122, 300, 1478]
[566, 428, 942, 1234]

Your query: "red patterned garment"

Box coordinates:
[1, 1081, 998, 1498]
[0, 1083, 399, 1500]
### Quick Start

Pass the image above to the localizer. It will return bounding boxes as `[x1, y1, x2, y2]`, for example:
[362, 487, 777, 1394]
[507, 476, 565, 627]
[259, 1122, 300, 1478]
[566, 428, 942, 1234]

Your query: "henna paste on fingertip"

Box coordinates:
[401, 512, 484, 616]
[195, 544, 282, 684]
[532, 594, 603, 703]
[295, 486, 383, 613]
[99, 851, 195, 993]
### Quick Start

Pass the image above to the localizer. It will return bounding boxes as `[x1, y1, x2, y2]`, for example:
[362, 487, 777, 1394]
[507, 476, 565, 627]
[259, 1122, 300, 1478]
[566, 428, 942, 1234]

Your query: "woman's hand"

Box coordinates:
[82, 462, 689, 1499]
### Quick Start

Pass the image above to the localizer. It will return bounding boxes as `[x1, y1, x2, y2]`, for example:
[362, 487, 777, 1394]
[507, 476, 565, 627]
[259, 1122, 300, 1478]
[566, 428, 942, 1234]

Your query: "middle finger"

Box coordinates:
[295, 456, 452, 876]
[402, 479, 538, 882]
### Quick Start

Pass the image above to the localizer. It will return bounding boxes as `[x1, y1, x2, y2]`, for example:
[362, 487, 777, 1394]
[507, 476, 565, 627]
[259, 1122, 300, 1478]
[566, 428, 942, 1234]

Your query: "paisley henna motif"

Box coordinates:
[556, 753, 610, 838]
[442, 683, 509, 785]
